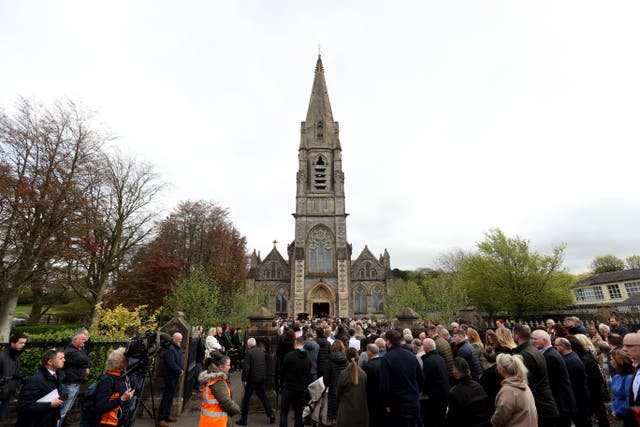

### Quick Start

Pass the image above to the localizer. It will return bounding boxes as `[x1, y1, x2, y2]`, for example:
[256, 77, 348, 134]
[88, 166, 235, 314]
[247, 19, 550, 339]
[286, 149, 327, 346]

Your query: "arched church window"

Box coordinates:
[372, 287, 384, 313]
[317, 121, 323, 139]
[370, 269, 377, 278]
[359, 269, 365, 279]
[308, 227, 333, 273]
[354, 287, 367, 314]
[314, 157, 327, 190]
[276, 288, 288, 313]
[264, 268, 271, 279]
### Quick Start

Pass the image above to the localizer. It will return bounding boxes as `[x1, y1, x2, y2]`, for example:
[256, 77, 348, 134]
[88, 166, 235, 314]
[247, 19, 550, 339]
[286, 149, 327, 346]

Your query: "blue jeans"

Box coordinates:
[0, 398, 11, 422]
[58, 382, 81, 426]
[158, 375, 178, 421]
[239, 382, 274, 423]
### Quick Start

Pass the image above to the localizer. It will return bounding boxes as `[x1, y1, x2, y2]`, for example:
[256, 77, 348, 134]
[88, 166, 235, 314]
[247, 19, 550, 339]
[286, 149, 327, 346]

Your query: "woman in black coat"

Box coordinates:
[326, 340, 348, 423]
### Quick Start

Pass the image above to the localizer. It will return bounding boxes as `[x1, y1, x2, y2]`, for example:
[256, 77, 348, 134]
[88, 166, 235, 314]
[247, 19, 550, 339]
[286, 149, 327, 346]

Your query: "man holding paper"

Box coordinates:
[16, 348, 65, 427]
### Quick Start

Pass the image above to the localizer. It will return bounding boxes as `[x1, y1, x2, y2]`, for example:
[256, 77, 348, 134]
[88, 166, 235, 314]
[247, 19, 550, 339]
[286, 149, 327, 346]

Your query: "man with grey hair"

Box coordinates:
[363, 344, 385, 427]
[237, 337, 275, 425]
[531, 330, 576, 427]
[58, 329, 90, 426]
[420, 338, 449, 427]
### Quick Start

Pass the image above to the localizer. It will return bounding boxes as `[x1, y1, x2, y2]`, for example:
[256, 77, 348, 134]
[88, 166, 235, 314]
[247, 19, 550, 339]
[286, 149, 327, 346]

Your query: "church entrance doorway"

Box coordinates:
[312, 302, 330, 318]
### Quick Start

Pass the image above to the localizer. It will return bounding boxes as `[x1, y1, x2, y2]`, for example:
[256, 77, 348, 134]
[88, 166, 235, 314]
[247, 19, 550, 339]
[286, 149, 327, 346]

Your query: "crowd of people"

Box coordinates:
[2, 314, 640, 427]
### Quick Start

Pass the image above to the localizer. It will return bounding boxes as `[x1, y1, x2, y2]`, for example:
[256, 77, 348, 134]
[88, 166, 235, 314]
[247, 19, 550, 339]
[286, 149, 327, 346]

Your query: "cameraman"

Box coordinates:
[0, 332, 28, 421]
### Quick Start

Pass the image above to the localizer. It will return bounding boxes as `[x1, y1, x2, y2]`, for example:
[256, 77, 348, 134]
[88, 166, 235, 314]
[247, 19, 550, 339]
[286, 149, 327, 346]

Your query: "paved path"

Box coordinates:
[134, 370, 285, 427]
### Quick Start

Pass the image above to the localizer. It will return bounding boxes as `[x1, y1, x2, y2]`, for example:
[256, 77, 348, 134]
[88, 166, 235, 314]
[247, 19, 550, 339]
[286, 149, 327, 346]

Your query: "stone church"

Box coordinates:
[247, 56, 393, 318]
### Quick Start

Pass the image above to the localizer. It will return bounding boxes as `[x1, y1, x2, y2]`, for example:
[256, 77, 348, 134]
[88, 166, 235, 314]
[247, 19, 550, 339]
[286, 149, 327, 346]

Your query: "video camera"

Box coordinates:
[124, 330, 171, 362]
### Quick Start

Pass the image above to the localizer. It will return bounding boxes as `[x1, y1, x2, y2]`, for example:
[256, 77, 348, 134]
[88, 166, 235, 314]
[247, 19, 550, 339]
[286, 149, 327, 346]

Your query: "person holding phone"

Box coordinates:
[94, 348, 134, 427]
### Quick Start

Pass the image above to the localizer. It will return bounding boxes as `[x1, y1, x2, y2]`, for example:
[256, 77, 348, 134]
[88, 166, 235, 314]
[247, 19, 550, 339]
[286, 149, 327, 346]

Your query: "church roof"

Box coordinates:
[305, 55, 334, 125]
[353, 245, 377, 262]
[263, 244, 288, 265]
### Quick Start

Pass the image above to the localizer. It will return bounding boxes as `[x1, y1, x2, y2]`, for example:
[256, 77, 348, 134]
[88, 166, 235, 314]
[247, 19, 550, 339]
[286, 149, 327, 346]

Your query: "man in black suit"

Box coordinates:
[16, 349, 66, 427]
[555, 338, 590, 427]
[532, 330, 577, 427]
[623, 333, 640, 409]
[363, 343, 386, 427]
[420, 338, 449, 427]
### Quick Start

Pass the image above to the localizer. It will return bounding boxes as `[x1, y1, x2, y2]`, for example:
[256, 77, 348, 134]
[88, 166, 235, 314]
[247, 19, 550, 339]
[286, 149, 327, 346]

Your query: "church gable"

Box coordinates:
[351, 245, 385, 281]
[258, 246, 290, 281]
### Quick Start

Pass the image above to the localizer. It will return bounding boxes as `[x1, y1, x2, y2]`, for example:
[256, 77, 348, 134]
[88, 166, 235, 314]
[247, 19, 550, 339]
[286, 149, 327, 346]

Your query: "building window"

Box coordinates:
[317, 121, 323, 139]
[359, 269, 365, 279]
[354, 288, 367, 314]
[575, 286, 604, 301]
[276, 288, 288, 313]
[308, 227, 333, 273]
[314, 157, 327, 190]
[625, 281, 640, 296]
[608, 284, 622, 299]
[372, 287, 383, 312]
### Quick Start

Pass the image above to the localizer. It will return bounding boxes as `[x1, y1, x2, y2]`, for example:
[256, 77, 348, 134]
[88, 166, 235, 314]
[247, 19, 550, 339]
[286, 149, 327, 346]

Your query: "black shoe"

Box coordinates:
[236, 421, 248, 426]
[269, 414, 276, 424]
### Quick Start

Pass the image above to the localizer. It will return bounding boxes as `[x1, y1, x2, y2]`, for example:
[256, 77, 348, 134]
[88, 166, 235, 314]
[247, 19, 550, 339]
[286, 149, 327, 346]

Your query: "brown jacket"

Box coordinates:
[491, 376, 537, 427]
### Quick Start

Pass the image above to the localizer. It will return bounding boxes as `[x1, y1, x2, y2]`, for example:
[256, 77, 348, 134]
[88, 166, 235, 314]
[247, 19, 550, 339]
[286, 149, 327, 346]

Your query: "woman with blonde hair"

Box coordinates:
[574, 333, 597, 356]
[94, 347, 135, 427]
[494, 327, 517, 354]
[491, 353, 537, 427]
[466, 327, 484, 360]
[336, 347, 368, 427]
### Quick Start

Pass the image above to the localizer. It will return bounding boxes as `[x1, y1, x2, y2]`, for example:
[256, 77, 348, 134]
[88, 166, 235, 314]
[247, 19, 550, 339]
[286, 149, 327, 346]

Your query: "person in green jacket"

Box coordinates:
[336, 348, 368, 427]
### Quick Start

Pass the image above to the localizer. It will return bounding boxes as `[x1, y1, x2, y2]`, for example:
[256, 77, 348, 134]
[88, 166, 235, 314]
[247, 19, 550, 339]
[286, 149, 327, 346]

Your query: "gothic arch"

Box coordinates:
[306, 225, 334, 273]
[306, 282, 336, 317]
[371, 284, 385, 313]
[352, 284, 368, 314]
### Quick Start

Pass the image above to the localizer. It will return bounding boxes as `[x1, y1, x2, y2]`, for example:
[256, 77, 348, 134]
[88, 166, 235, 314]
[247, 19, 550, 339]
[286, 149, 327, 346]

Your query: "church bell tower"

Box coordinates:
[289, 55, 351, 317]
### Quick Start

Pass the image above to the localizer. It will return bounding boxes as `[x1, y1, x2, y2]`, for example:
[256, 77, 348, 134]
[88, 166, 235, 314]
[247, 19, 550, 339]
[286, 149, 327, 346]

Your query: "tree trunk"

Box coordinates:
[29, 282, 44, 324]
[0, 290, 20, 342]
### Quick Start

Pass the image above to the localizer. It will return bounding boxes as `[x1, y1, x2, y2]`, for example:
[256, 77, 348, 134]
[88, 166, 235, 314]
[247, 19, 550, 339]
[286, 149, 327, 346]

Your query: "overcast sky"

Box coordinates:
[2, 1, 639, 274]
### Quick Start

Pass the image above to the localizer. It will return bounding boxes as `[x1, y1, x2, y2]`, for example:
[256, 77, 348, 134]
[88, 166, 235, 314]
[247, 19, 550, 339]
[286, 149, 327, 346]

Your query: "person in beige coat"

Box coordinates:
[491, 353, 538, 427]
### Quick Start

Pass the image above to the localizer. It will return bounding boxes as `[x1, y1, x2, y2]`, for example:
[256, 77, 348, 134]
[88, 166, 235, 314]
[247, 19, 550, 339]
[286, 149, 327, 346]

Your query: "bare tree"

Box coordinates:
[0, 99, 104, 341]
[63, 152, 164, 323]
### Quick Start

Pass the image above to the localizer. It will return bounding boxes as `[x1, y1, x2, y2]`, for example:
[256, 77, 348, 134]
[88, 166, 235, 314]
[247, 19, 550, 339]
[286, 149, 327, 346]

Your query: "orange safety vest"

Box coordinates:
[199, 377, 230, 427]
[99, 371, 123, 426]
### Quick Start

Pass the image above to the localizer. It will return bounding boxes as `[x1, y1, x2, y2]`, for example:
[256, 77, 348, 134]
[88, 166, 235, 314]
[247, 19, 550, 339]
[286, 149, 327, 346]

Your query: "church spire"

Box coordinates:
[305, 54, 334, 123]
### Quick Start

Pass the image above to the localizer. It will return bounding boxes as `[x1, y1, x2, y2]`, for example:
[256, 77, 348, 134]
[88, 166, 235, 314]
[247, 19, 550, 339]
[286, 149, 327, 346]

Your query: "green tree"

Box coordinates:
[458, 228, 574, 318]
[384, 278, 427, 319]
[165, 267, 222, 327]
[423, 272, 468, 324]
[590, 255, 625, 274]
[626, 255, 640, 270]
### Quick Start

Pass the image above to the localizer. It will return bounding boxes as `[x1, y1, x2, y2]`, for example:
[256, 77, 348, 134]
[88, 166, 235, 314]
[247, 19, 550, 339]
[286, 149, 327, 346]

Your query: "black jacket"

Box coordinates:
[421, 350, 449, 402]
[281, 348, 311, 393]
[316, 336, 330, 379]
[16, 366, 61, 427]
[363, 356, 383, 413]
[162, 343, 184, 379]
[0, 348, 23, 400]
[62, 344, 90, 384]
[326, 351, 348, 420]
[478, 364, 502, 415]
[242, 346, 267, 385]
[379, 344, 423, 412]
[542, 346, 577, 415]
[513, 341, 559, 419]
[446, 376, 491, 427]
[94, 371, 131, 424]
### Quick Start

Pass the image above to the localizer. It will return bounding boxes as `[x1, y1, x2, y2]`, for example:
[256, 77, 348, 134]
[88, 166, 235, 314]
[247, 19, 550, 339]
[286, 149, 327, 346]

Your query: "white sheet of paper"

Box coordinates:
[36, 389, 59, 403]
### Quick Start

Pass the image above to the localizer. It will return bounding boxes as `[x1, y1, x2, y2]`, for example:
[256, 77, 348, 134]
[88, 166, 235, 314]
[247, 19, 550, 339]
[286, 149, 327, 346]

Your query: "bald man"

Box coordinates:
[623, 332, 640, 407]
[158, 332, 184, 427]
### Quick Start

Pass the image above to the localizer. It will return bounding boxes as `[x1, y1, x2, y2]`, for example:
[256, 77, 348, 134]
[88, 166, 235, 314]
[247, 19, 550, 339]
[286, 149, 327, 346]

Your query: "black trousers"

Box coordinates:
[279, 389, 305, 427]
